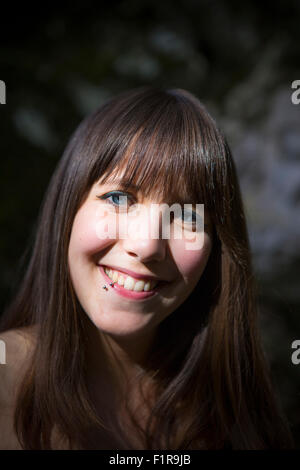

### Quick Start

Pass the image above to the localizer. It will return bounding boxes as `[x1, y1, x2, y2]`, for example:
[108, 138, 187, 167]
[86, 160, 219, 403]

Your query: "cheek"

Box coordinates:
[172, 233, 212, 281]
[68, 205, 115, 258]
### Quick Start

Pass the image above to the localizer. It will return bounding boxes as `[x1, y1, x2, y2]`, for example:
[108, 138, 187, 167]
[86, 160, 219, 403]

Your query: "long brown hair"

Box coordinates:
[0, 86, 294, 449]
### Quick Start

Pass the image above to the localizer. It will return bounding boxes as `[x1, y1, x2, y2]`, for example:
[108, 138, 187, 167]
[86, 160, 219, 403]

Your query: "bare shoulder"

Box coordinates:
[0, 325, 37, 449]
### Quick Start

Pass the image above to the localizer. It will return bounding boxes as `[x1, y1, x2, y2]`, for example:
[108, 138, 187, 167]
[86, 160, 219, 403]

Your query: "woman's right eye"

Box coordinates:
[97, 191, 135, 210]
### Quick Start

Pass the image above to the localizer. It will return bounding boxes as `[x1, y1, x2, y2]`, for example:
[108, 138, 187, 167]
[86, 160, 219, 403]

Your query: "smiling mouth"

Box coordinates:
[98, 264, 169, 299]
[102, 264, 166, 290]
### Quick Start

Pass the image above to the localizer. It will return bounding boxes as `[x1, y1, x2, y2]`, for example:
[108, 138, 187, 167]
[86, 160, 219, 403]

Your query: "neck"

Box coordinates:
[99, 327, 157, 384]
[85, 317, 158, 392]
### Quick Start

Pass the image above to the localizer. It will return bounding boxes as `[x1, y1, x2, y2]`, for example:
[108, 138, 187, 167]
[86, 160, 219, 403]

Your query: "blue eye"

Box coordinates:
[97, 193, 204, 230]
[180, 210, 204, 231]
[97, 191, 134, 209]
[182, 211, 196, 223]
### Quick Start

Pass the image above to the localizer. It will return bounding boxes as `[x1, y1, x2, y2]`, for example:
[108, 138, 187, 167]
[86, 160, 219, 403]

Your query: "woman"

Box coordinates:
[0, 86, 294, 449]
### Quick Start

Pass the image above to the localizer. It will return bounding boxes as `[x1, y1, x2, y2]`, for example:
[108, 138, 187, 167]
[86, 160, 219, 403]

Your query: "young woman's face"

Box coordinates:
[68, 177, 213, 344]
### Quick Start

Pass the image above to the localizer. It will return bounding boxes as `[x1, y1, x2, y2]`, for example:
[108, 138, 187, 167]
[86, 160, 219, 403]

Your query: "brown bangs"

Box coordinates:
[87, 87, 222, 210]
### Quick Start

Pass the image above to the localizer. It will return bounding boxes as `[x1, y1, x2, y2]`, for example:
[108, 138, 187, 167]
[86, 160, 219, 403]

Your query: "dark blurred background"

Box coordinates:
[0, 0, 299, 447]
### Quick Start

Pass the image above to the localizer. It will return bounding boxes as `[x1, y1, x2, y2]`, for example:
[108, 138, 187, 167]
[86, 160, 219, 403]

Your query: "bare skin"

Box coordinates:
[0, 180, 213, 449]
[83, 320, 159, 449]
[0, 325, 157, 449]
[0, 326, 75, 449]
[0, 327, 36, 449]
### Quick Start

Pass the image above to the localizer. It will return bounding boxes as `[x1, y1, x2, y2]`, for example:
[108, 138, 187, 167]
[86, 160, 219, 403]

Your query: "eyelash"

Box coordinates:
[97, 191, 135, 209]
[97, 191, 199, 226]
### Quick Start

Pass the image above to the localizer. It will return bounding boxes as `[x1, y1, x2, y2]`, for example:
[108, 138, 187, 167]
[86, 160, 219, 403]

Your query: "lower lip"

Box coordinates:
[98, 265, 167, 300]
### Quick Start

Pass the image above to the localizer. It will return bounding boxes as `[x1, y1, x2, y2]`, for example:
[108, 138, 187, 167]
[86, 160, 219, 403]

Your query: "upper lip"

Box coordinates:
[99, 264, 167, 282]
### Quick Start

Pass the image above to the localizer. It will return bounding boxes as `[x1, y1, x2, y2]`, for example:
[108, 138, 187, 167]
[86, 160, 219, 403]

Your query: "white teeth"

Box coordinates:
[143, 281, 151, 292]
[104, 266, 158, 291]
[133, 280, 145, 292]
[124, 276, 135, 290]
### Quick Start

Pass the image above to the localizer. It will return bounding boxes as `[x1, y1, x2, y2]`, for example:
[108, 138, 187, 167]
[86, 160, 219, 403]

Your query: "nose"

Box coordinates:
[120, 203, 168, 263]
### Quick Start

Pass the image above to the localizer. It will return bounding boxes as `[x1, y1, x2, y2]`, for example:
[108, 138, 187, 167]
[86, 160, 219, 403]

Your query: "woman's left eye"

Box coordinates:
[178, 210, 203, 231]
[179, 210, 200, 226]
[181, 211, 196, 223]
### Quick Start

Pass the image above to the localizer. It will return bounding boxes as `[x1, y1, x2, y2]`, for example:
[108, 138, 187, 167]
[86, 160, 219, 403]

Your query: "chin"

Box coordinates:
[88, 309, 153, 337]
